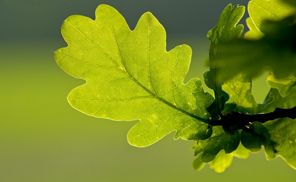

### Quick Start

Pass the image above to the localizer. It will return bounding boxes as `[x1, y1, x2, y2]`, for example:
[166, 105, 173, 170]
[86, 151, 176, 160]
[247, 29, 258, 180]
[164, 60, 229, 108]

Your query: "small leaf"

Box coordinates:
[193, 126, 240, 162]
[212, 18, 296, 82]
[222, 74, 257, 113]
[231, 142, 250, 159]
[262, 87, 296, 111]
[208, 150, 233, 173]
[207, 4, 245, 47]
[211, 0, 296, 82]
[193, 142, 249, 172]
[247, 0, 296, 36]
[264, 117, 296, 169]
[267, 74, 296, 97]
[244, 17, 264, 39]
[205, 4, 245, 117]
[192, 155, 206, 171]
[209, 143, 250, 173]
[55, 4, 214, 147]
[204, 71, 229, 119]
[242, 117, 296, 169]
[241, 122, 277, 158]
[192, 5, 247, 170]
[244, 88, 296, 169]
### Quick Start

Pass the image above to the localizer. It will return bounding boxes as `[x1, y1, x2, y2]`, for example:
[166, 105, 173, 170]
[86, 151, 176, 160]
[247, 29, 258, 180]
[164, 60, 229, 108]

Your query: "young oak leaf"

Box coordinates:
[206, 4, 257, 119]
[204, 8, 256, 167]
[205, 4, 245, 118]
[192, 126, 240, 163]
[260, 86, 296, 112]
[267, 74, 296, 97]
[264, 117, 296, 169]
[193, 142, 249, 173]
[54, 4, 214, 147]
[222, 74, 257, 114]
[243, 0, 294, 40]
[241, 118, 296, 169]
[244, 17, 264, 39]
[213, 0, 296, 82]
[241, 122, 278, 160]
[247, 0, 296, 38]
[242, 88, 296, 169]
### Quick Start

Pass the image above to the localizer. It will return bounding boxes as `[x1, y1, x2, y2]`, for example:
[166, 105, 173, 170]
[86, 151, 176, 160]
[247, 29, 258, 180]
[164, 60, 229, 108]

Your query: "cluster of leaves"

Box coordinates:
[55, 0, 296, 172]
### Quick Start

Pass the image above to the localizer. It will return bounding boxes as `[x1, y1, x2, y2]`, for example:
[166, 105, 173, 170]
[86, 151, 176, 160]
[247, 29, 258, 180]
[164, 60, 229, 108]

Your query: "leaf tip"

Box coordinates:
[140, 11, 159, 24]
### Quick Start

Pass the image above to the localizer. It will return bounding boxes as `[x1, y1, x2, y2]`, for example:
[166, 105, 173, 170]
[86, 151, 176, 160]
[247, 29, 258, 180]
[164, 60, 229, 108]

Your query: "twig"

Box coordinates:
[208, 107, 296, 129]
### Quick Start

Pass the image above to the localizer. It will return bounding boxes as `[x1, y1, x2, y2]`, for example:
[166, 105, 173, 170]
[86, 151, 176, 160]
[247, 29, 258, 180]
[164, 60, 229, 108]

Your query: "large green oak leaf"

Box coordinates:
[54, 4, 214, 147]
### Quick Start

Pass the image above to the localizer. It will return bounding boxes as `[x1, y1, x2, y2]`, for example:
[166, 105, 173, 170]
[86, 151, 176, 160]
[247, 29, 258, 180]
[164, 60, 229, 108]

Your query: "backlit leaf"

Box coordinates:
[247, 0, 296, 36]
[244, 17, 264, 39]
[55, 4, 214, 147]
[193, 142, 249, 173]
[206, 4, 245, 117]
[212, 0, 296, 82]
[264, 117, 296, 169]
[242, 88, 296, 169]
[222, 74, 257, 114]
[192, 5, 249, 169]
[267, 74, 296, 97]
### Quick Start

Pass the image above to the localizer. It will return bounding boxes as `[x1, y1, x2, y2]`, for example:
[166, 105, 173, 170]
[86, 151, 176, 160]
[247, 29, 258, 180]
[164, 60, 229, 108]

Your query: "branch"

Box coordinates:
[208, 107, 296, 129]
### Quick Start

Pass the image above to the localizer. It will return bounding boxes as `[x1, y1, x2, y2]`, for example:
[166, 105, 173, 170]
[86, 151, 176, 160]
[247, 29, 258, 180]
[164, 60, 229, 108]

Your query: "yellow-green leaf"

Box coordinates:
[55, 4, 214, 147]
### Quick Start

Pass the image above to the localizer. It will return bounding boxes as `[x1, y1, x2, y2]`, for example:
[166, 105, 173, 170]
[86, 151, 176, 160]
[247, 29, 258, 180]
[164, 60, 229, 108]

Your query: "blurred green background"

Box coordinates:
[1, 0, 295, 181]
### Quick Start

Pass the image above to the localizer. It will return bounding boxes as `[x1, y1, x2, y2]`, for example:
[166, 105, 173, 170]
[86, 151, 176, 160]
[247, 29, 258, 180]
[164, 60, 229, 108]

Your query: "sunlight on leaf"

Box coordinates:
[55, 4, 214, 147]
[193, 143, 249, 173]
[247, 0, 296, 36]
[243, 88, 296, 169]
[222, 74, 257, 113]
[206, 4, 245, 117]
[213, 17, 296, 82]
[267, 74, 296, 97]
[212, 0, 296, 82]
[264, 117, 296, 169]
[55, 2, 296, 173]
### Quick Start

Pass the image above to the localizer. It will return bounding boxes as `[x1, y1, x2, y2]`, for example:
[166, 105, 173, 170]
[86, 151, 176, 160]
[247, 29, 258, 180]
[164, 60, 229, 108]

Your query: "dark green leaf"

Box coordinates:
[243, 88, 296, 169]
[241, 122, 277, 158]
[193, 142, 249, 173]
[192, 126, 240, 162]
[211, 0, 296, 82]
[213, 18, 296, 82]
[264, 118, 296, 168]
[280, 0, 296, 7]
